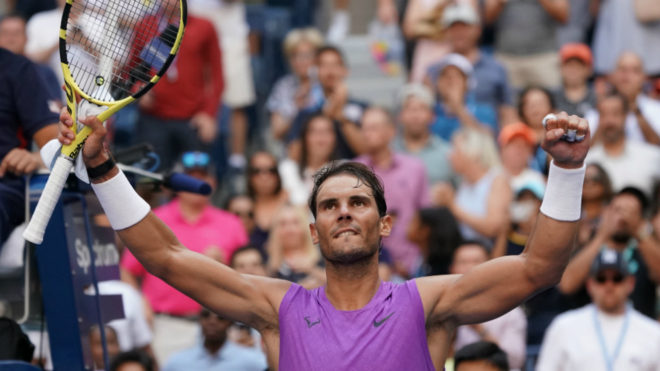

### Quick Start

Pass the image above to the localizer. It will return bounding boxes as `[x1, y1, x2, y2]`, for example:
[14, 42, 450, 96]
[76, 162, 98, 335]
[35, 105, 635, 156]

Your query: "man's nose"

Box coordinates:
[337, 202, 352, 220]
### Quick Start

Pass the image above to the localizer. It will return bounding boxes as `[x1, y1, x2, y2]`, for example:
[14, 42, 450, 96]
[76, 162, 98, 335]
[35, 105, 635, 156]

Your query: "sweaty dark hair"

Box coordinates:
[308, 161, 386, 218]
[454, 341, 509, 371]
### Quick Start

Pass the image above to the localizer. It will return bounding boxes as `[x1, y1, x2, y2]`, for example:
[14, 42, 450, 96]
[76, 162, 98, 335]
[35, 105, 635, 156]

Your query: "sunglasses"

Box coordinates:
[594, 273, 625, 284]
[182, 152, 210, 169]
[249, 166, 278, 176]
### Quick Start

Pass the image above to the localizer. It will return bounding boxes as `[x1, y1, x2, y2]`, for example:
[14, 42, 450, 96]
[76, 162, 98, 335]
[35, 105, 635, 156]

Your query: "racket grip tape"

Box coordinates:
[23, 156, 75, 244]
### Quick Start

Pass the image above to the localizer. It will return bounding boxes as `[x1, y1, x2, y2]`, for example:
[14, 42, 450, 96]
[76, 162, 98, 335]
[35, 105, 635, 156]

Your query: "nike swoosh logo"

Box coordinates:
[373, 312, 395, 327]
[304, 316, 321, 328]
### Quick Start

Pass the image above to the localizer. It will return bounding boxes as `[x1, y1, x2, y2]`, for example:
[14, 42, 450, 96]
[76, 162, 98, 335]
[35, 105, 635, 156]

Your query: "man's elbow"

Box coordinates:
[524, 256, 567, 290]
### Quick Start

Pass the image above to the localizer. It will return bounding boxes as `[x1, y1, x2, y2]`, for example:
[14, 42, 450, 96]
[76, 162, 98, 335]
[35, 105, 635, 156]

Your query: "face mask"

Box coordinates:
[510, 200, 537, 223]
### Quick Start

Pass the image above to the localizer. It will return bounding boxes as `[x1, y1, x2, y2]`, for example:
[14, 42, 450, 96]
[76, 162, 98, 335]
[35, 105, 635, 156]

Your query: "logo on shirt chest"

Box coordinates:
[304, 316, 321, 328]
[373, 312, 395, 328]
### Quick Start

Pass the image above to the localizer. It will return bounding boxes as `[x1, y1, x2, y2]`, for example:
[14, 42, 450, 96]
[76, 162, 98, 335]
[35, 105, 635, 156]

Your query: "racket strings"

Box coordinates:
[65, 0, 181, 103]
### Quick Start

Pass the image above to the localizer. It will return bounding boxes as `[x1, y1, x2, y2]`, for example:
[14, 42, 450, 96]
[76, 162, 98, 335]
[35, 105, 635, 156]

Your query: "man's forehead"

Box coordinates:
[316, 174, 374, 200]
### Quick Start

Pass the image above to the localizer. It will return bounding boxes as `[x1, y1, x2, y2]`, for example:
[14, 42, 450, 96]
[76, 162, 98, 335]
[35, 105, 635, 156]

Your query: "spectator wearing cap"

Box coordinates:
[492, 180, 544, 258]
[538, 248, 660, 371]
[560, 187, 660, 318]
[355, 107, 431, 276]
[403, 0, 479, 83]
[553, 43, 597, 118]
[484, 0, 568, 90]
[586, 52, 660, 146]
[426, 3, 517, 126]
[121, 151, 248, 364]
[162, 308, 267, 371]
[450, 242, 527, 370]
[498, 122, 546, 194]
[584, 92, 660, 197]
[430, 53, 497, 142]
[392, 84, 456, 186]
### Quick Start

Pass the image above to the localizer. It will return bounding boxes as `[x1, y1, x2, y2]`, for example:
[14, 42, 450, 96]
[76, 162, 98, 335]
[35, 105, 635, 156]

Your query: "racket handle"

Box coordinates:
[164, 173, 212, 195]
[23, 156, 75, 244]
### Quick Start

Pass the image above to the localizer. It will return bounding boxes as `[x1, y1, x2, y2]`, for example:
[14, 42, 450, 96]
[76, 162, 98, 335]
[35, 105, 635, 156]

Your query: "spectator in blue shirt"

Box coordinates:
[163, 308, 267, 371]
[0, 48, 59, 245]
[426, 3, 517, 126]
[430, 53, 497, 141]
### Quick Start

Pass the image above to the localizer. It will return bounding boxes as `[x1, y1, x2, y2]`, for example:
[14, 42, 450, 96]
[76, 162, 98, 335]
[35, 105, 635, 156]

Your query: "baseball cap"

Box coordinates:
[560, 43, 592, 66]
[441, 4, 480, 28]
[435, 53, 473, 78]
[516, 178, 545, 201]
[498, 122, 537, 146]
[397, 83, 435, 108]
[590, 248, 630, 276]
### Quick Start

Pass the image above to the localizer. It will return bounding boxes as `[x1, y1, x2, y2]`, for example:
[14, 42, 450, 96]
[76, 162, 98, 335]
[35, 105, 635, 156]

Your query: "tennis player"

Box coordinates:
[58, 110, 589, 370]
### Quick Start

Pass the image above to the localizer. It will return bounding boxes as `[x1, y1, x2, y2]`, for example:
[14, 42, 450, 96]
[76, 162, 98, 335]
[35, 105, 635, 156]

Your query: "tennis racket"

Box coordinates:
[23, 0, 187, 244]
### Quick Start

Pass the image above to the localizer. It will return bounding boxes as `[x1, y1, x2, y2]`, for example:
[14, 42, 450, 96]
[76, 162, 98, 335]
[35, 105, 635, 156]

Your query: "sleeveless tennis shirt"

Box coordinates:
[278, 280, 435, 371]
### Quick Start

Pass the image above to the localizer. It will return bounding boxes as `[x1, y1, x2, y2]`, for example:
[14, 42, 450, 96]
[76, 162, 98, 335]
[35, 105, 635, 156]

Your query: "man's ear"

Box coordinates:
[309, 223, 319, 244]
[379, 214, 393, 238]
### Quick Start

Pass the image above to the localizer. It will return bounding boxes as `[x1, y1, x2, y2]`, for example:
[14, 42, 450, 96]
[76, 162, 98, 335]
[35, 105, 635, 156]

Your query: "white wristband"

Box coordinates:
[91, 170, 151, 230]
[540, 161, 586, 222]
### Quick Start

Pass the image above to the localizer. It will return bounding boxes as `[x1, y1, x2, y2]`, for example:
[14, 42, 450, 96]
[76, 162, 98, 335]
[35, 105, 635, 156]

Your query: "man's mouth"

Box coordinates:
[333, 228, 359, 238]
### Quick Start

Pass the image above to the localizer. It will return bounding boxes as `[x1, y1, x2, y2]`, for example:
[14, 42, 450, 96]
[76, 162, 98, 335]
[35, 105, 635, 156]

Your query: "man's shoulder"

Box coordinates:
[550, 305, 591, 329]
[0, 49, 34, 73]
[630, 308, 660, 333]
[163, 344, 205, 370]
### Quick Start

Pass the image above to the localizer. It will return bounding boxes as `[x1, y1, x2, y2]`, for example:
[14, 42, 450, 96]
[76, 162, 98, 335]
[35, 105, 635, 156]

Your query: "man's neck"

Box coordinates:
[603, 138, 625, 156]
[369, 147, 394, 169]
[597, 303, 628, 316]
[403, 131, 431, 152]
[563, 83, 588, 103]
[204, 336, 226, 355]
[179, 201, 205, 223]
[324, 256, 381, 311]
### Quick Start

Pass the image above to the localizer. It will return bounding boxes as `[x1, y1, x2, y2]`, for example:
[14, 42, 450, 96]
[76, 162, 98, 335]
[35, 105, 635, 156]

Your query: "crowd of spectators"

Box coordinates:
[2, 0, 660, 370]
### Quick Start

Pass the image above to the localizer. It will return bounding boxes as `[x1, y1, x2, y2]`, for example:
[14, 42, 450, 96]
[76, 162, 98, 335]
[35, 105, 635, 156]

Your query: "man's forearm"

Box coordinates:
[634, 109, 660, 145]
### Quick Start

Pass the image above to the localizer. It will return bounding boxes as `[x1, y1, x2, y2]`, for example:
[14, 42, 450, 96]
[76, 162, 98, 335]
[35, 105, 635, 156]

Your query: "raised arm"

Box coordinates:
[58, 110, 291, 330]
[418, 113, 590, 325]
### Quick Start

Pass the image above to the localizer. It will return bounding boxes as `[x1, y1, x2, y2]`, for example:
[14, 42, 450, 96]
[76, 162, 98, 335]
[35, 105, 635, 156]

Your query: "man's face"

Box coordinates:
[399, 97, 434, 137]
[0, 17, 27, 55]
[561, 58, 591, 86]
[445, 22, 480, 54]
[500, 136, 534, 172]
[450, 244, 488, 275]
[361, 109, 395, 154]
[609, 194, 644, 243]
[310, 174, 391, 265]
[587, 269, 634, 314]
[610, 53, 645, 99]
[437, 66, 468, 98]
[200, 309, 232, 342]
[232, 249, 267, 276]
[598, 97, 627, 144]
[317, 50, 347, 91]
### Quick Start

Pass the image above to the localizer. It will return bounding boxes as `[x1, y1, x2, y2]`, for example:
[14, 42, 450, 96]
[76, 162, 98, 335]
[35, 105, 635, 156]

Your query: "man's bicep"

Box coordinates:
[428, 255, 538, 325]
[161, 249, 291, 328]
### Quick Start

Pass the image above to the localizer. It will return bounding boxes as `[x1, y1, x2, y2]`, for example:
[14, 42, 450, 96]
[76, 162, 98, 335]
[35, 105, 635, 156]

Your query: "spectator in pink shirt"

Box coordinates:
[121, 151, 248, 365]
[355, 107, 431, 277]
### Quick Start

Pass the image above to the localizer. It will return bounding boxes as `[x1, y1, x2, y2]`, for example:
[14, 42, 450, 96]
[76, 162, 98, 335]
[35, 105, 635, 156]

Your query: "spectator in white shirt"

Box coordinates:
[537, 248, 660, 371]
